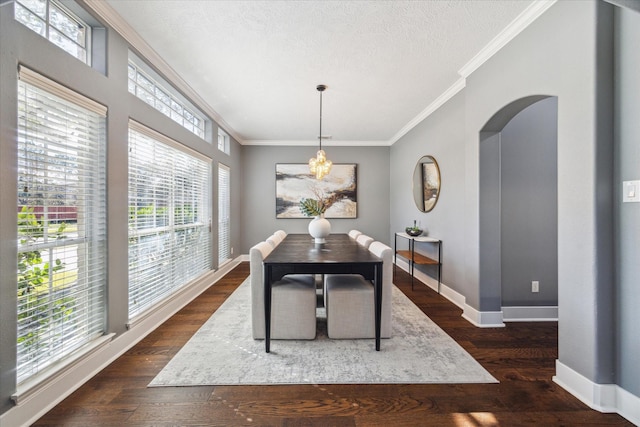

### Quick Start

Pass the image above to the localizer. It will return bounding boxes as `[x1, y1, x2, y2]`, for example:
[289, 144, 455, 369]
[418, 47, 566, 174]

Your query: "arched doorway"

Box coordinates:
[479, 96, 558, 320]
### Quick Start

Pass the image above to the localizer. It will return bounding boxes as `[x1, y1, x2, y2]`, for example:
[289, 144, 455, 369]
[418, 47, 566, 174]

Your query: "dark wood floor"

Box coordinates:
[33, 263, 632, 426]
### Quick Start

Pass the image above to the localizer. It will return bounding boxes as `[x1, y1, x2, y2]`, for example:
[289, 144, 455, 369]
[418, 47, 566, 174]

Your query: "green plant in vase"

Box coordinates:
[299, 188, 338, 217]
[406, 220, 423, 236]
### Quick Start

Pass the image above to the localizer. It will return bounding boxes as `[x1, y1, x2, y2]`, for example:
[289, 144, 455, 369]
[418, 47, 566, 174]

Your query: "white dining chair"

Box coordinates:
[324, 241, 393, 339]
[266, 234, 281, 248]
[348, 229, 363, 239]
[250, 241, 317, 340]
[356, 234, 374, 249]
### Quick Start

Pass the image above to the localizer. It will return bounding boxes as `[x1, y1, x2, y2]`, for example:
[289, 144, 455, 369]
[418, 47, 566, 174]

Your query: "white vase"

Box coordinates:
[308, 215, 331, 243]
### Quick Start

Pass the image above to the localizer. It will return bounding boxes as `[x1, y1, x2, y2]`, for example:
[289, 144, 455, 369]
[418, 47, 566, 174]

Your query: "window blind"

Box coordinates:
[128, 123, 212, 319]
[218, 164, 231, 265]
[16, 68, 107, 384]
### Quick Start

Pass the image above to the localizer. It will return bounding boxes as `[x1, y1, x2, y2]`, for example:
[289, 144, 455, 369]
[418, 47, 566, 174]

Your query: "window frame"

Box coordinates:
[16, 66, 107, 385]
[217, 128, 230, 155]
[128, 54, 209, 141]
[14, 0, 92, 65]
[127, 121, 213, 320]
[218, 163, 231, 266]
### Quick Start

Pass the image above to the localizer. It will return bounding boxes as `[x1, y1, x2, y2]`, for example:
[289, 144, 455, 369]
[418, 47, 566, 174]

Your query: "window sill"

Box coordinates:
[12, 333, 115, 405]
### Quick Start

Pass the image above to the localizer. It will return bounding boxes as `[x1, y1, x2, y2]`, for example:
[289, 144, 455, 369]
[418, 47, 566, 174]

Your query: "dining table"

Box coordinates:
[262, 233, 384, 353]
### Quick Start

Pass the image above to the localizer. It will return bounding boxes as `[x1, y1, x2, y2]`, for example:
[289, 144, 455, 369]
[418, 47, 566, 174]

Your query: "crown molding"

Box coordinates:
[243, 140, 391, 147]
[388, 0, 556, 147]
[82, 0, 554, 149]
[458, 0, 557, 78]
[82, 0, 244, 145]
[388, 77, 466, 145]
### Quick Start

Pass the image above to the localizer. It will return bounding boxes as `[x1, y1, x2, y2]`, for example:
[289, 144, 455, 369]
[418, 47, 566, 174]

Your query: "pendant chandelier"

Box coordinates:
[309, 84, 332, 179]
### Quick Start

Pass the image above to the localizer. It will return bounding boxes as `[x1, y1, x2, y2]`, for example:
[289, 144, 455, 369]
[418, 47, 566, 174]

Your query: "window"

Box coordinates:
[218, 164, 231, 265]
[128, 55, 207, 140]
[128, 122, 212, 319]
[16, 67, 107, 384]
[15, 0, 91, 64]
[217, 128, 230, 155]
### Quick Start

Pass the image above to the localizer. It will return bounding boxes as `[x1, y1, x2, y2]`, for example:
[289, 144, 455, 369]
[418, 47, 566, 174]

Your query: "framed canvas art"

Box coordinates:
[275, 164, 357, 218]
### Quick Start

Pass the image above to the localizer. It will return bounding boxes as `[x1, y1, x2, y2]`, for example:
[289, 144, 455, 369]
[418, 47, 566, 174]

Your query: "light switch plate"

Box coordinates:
[623, 180, 640, 203]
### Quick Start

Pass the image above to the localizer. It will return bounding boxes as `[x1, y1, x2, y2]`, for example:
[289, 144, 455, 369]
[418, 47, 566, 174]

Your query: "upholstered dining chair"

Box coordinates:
[250, 241, 317, 340]
[266, 234, 281, 248]
[323, 232, 374, 299]
[348, 229, 363, 239]
[324, 241, 393, 339]
[356, 234, 374, 249]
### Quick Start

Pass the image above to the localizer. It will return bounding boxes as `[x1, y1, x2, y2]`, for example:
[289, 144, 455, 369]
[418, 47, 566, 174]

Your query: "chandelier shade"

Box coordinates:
[309, 84, 332, 179]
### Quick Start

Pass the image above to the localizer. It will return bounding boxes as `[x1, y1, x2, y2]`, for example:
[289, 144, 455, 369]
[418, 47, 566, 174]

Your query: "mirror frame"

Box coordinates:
[412, 155, 441, 212]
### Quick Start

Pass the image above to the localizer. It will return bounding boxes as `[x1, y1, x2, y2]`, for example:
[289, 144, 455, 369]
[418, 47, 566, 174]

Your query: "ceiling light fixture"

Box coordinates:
[309, 84, 332, 180]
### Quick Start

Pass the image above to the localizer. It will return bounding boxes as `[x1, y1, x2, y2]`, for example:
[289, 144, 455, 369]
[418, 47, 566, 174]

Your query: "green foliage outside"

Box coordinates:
[129, 204, 196, 226]
[17, 206, 74, 351]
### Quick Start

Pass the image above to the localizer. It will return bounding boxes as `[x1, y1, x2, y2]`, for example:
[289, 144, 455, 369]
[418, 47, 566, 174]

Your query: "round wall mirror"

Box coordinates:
[412, 155, 441, 212]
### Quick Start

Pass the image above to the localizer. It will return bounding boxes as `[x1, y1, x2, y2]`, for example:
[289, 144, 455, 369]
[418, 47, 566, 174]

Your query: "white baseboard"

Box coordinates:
[553, 360, 640, 425]
[394, 258, 464, 308]
[0, 257, 243, 427]
[461, 304, 505, 328]
[502, 306, 558, 322]
[394, 259, 504, 327]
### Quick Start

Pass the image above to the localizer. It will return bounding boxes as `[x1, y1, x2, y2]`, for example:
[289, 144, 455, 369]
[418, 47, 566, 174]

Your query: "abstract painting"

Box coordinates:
[276, 164, 357, 218]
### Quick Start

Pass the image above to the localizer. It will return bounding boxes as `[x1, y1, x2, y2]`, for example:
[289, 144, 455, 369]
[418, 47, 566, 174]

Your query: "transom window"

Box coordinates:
[14, 0, 90, 64]
[217, 128, 230, 155]
[128, 56, 208, 140]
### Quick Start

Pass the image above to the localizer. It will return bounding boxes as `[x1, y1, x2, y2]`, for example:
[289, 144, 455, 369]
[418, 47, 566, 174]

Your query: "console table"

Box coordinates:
[394, 232, 442, 291]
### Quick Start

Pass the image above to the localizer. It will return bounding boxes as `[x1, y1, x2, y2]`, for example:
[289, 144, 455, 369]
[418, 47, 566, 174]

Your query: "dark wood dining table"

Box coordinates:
[262, 233, 384, 353]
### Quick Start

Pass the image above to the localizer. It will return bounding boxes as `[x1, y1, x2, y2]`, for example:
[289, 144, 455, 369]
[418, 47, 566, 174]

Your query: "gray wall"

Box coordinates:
[500, 97, 558, 306]
[391, 0, 638, 400]
[390, 92, 467, 291]
[240, 145, 390, 252]
[466, 0, 614, 383]
[0, 1, 242, 414]
[614, 6, 640, 396]
[479, 97, 558, 309]
[1, 0, 639, 418]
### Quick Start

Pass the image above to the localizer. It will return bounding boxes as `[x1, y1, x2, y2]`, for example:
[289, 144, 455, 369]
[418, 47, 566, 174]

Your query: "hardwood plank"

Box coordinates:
[32, 262, 634, 426]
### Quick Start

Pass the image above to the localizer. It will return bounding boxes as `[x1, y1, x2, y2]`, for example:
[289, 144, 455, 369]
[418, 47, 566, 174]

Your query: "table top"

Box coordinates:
[264, 234, 381, 265]
[396, 232, 440, 242]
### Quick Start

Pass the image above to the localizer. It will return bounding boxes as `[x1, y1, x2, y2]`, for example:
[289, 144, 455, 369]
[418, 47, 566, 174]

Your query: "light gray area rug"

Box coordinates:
[149, 279, 497, 386]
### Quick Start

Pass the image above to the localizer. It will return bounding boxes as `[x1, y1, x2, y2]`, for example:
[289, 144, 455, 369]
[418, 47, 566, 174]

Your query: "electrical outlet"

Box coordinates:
[532, 281, 539, 293]
[231, 247, 234, 255]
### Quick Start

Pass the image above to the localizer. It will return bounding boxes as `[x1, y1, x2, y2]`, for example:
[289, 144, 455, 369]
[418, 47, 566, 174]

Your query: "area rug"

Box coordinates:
[149, 278, 497, 386]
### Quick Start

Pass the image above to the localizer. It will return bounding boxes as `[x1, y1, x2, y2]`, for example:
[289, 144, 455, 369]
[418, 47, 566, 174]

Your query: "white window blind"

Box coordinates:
[128, 122, 212, 319]
[218, 164, 231, 265]
[17, 67, 107, 384]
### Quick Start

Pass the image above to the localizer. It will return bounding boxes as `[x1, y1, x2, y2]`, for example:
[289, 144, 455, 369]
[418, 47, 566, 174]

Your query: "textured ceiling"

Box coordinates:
[103, 0, 537, 145]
